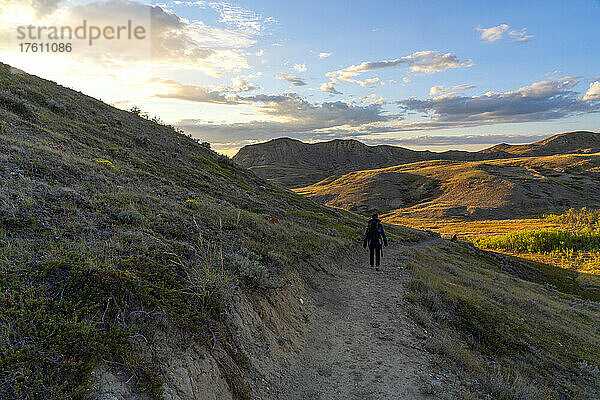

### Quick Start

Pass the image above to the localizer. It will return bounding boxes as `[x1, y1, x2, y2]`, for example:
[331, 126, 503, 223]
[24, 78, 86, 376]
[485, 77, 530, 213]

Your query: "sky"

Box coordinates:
[1, 0, 599, 155]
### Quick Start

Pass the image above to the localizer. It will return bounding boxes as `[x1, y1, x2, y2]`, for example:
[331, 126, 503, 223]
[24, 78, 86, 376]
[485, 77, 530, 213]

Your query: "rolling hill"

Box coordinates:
[482, 131, 600, 156]
[295, 153, 600, 220]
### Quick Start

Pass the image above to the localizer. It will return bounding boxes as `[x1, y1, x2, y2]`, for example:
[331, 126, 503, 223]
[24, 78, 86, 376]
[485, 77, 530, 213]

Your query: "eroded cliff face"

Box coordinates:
[89, 261, 316, 400]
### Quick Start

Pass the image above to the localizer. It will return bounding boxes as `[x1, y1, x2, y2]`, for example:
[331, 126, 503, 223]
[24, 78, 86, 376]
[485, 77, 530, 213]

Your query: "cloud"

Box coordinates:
[200, 1, 273, 35]
[176, 94, 390, 143]
[320, 81, 342, 94]
[227, 76, 259, 92]
[1, 0, 262, 77]
[150, 74, 261, 103]
[0, 0, 65, 18]
[244, 94, 388, 123]
[509, 28, 535, 42]
[31, 0, 65, 16]
[583, 81, 600, 101]
[150, 78, 239, 104]
[323, 51, 473, 89]
[362, 94, 385, 105]
[330, 51, 472, 77]
[319, 52, 332, 59]
[293, 63, 307, 72]
[399, 76, 597, 128]
[363, 133, 553, 147]
[275, 73, 307, 86]
[429, 84, 475, 97]
[172, 76, 600, 152]
[476, 24, 509, 42]
[477, 24, 534, 43]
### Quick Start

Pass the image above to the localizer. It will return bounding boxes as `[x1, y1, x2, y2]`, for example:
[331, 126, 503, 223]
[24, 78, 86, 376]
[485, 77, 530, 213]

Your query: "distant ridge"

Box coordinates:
[234, 137, 512, 168]
[481, 131, 600, 156]
[233, 137, 512, 187]
[233, 131, 599, 187]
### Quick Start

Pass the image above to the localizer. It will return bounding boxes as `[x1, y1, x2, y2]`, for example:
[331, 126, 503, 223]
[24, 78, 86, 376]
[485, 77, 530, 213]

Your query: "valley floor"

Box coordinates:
[384, 217, 562, 238]
[261, 240, 459, 400]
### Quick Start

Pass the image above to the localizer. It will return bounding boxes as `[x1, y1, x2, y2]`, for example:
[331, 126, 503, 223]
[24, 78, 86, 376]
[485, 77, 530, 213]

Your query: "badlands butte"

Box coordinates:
[233, 132, 600, 227]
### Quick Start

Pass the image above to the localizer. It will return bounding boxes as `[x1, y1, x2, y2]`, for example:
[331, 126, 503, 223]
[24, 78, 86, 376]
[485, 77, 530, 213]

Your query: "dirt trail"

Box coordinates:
[266, 239, 457, 400]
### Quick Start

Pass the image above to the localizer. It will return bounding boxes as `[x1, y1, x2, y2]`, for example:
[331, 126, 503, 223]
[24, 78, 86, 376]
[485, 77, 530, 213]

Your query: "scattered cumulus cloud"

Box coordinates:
[582, 81, 600, 101]
[429, 84, 475, 96]
[149, 75, 261, 104]
[319, 52, 332, 59]
[323, 51, 473, 90]
[399, 77, 597, 129]
[477, 24, 509, 42]
[174, 76, 600, 151]
[275, 72, 307, 86]
[320, 81, 342, 94]
[227, 76, 260, 92]
[508, 28, 535, 42]
[150, 78, 239, 104]
[194, 1, 274, 35]
[330, 51, 473, 77]
[176, 93, 389, 143]
[362, 94, 386, 105]
[293, 63, 307, 72]
[477, 24, 534, 43]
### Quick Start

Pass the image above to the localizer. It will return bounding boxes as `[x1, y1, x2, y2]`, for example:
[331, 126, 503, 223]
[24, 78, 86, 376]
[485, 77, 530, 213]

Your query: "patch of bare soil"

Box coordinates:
[261, 240, 459, 399]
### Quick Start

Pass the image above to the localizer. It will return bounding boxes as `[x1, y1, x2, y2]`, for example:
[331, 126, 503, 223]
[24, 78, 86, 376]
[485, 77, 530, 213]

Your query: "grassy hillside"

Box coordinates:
[403, 241, 600, 399]
[0, 63, 422, 398]
[295, 154, 600, 221]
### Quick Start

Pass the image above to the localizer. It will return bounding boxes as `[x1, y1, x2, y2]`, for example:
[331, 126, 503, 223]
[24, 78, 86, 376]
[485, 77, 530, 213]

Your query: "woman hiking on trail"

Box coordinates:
[363, 213, 388, 270]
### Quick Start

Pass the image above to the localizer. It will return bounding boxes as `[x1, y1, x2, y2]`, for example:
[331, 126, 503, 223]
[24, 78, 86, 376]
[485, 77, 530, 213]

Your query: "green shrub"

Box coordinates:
[137, 370, 164, 399]
[0, 90, 36, 120]
[117, 210, 144, 225]
[232, 251, 276, 289]
[45, 98, 67, 115]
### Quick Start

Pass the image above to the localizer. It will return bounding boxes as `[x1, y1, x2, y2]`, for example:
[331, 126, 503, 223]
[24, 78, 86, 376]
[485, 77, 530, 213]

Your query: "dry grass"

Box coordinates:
[404, 242, 600, 399]
[386, 217, 560, 238]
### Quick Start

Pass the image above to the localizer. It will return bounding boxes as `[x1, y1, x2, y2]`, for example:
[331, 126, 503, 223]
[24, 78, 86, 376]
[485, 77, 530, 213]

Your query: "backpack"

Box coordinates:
[366, 220, 382, 242]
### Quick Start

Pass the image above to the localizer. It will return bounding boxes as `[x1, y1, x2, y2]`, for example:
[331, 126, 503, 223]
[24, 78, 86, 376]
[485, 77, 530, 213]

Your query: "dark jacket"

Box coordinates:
[363, 218, 388, 248]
